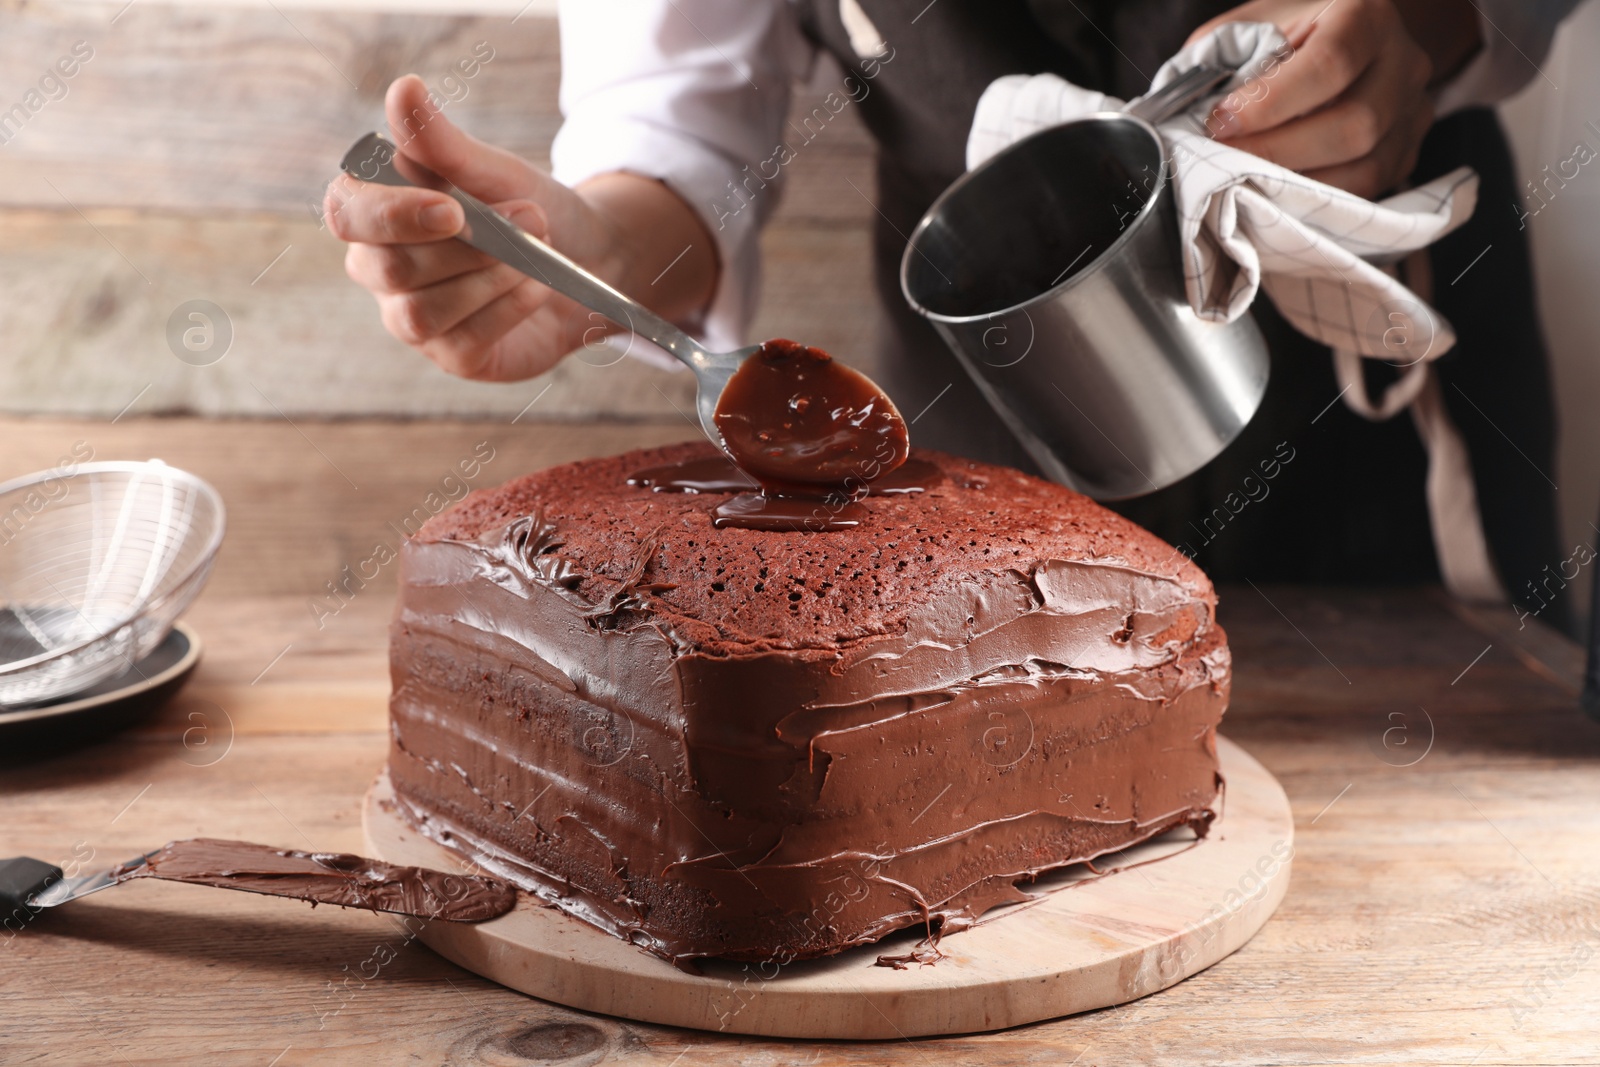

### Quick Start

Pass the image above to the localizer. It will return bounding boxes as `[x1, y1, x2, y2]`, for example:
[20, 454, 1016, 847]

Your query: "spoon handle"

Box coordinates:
[340, 133, 705, 365]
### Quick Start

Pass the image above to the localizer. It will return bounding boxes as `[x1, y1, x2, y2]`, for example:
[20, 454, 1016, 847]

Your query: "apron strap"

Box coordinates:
[1333, 249, 1507, 603]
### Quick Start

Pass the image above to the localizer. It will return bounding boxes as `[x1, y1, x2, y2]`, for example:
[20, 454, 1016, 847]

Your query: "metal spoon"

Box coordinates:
[339, 133, 775, 446]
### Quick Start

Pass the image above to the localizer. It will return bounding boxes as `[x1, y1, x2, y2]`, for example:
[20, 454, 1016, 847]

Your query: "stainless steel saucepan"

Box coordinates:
[901, 67, 1269, 500]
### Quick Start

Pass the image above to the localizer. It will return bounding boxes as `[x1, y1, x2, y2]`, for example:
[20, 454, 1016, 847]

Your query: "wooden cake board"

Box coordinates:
[361, 735, 1292, 1039]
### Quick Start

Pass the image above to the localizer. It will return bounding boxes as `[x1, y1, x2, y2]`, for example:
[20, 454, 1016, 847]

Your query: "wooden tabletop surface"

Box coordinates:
[5, 416, 1598, 1066]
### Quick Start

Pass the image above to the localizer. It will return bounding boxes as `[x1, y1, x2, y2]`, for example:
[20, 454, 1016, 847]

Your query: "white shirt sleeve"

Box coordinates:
[1434, 0, 1585, 113]
[551, 0, 813, 363]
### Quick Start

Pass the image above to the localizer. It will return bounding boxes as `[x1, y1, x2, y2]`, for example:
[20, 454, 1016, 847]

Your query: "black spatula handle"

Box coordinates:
[0, 856, 63, 912]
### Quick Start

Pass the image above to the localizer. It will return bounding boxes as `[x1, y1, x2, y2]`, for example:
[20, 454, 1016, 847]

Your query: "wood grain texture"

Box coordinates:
[4, 417, 1599, 1065]
[0, 209, 698, 421]
[0, 4, 872, 220]
[0, 6, 882, 419]
[0, 206, 880, 419]
[0, 5, 563, 214]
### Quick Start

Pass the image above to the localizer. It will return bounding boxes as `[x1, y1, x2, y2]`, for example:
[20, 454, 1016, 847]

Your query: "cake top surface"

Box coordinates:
[417, 441, 1212, 656]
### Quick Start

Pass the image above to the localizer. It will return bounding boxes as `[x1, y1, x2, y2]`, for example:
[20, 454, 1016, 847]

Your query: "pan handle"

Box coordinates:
[1125, 65, 1234, 125]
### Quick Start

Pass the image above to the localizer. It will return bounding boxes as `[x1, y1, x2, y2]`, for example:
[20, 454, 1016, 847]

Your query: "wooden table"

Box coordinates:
[5, 416, 1598, 1066]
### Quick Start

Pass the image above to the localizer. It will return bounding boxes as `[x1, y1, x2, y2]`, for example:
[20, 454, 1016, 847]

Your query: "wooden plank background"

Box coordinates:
[0, 1, 879, 419]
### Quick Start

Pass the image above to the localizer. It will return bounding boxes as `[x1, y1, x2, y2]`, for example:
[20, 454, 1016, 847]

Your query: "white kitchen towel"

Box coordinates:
[966, 23, 1506, 603]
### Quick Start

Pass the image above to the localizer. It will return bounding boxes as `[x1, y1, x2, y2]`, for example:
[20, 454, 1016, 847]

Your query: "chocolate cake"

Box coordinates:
[387, 441, 1229, 965]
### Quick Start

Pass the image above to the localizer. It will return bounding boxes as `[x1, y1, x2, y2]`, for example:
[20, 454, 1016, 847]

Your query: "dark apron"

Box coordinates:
[797, 0, 1570, 632]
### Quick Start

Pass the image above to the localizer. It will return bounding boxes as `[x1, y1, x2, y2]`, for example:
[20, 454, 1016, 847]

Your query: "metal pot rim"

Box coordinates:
[900, 111, 1170, 326]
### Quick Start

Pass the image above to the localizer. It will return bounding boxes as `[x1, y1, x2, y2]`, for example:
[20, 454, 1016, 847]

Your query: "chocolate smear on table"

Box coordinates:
[111, 838, 515, 922]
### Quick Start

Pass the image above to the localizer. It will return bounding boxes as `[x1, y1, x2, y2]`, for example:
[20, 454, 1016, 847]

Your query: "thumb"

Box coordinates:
[385, 74, 551, 204]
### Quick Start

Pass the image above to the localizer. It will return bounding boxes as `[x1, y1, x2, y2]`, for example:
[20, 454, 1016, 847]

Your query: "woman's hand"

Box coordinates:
[325, 75, 716, 382]
[1190, 0, 1442, 198]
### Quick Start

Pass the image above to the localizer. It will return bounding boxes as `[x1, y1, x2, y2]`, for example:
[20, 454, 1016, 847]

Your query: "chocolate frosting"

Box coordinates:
[112, 838, 515, 922]
[388, 442, 1228, 964]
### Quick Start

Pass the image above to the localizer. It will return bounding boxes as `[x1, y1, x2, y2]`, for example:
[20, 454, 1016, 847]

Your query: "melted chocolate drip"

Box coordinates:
[627, 456, 758, 494]
[630, 456, 943, 497]
[111, 838, 515, 922]
[868, 458, 946, 494]
[711, 492, 867, 532]
[708, 339, 910, 531]
[629, 455, 944, 532]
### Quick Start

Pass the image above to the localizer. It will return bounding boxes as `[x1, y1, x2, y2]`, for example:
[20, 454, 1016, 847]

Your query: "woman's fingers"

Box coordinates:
[322, 73, 626, 381]
[325, 74, 710, 383]
[344, 197, 548, 323]
[376, 260, 531, 345]
[343, 199, 547, 290]
[384, 74, 559, 207]
[1211, 1, 1385, 139]
[1188, 0, 1435, 196]
[347, 196, 567, 380]
[1218, 29, 1429, 177]
[324, 175, 464, 245]
[414, 282, 561, 381]
[344, 238, 488, 294]
[1300, 91, 1435, 198]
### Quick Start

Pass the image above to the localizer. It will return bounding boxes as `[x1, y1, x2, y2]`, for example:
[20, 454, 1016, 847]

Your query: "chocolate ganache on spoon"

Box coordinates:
[706, 339, 911, 531]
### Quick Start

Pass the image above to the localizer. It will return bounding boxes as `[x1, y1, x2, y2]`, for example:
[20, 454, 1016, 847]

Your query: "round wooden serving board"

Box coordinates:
[362, 735, 1292, 1039]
